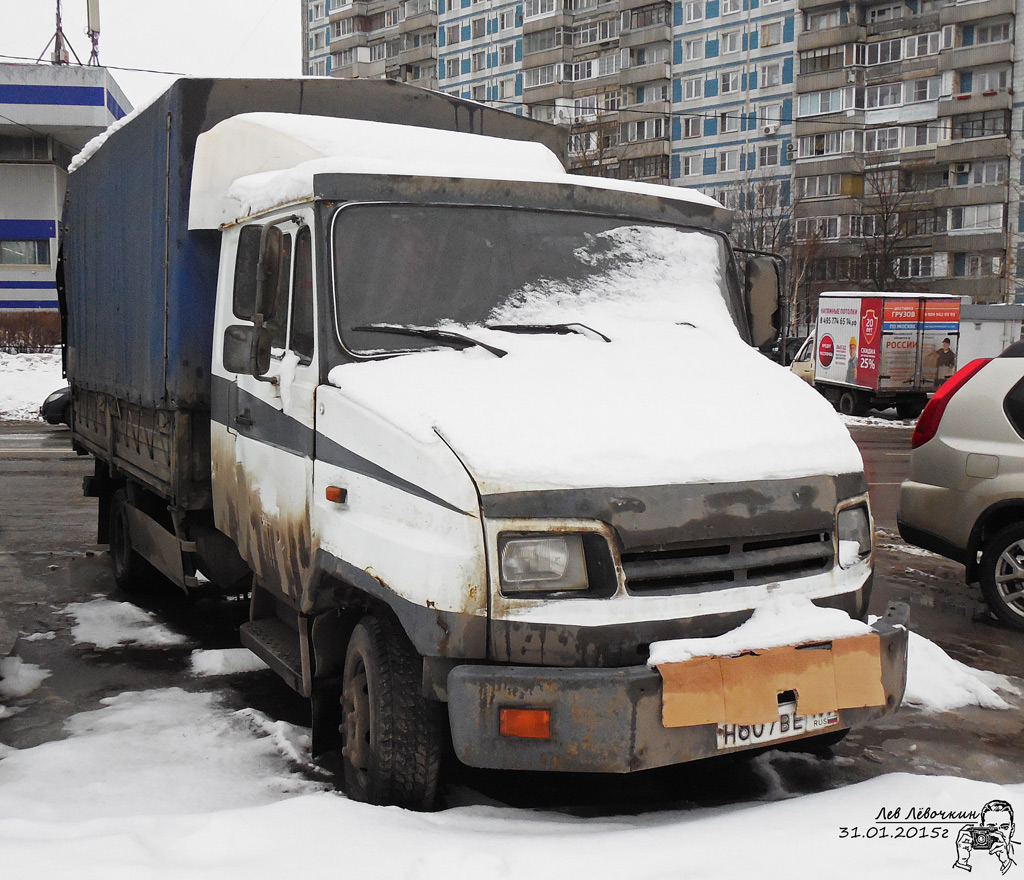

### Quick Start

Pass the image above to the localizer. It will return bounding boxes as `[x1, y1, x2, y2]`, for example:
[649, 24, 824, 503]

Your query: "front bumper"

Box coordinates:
[447, 603, 909, 773]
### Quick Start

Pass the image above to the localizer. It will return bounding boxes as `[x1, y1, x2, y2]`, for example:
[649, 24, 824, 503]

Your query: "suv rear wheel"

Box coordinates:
[979, 522, 1024, 632]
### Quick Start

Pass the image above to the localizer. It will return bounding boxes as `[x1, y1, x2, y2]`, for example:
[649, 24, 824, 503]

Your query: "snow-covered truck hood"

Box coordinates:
[326, 324, 863, 497]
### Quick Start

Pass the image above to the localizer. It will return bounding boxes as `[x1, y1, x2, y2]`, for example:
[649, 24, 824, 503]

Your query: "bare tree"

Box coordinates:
[858, 164, 924, 291]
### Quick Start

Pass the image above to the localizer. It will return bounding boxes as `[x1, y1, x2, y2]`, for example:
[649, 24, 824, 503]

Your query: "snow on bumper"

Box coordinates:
[447, 603, 909, 773]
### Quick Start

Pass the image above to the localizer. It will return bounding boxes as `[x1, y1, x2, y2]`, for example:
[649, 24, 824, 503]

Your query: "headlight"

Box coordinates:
[837, 505, 871, 568]
[499, 535, 589, 594]
[43, 389, 65, 405]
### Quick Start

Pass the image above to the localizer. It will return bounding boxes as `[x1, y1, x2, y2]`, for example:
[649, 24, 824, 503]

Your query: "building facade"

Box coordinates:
[303, 0, 1024, 305]
[0, 63, 130, 310]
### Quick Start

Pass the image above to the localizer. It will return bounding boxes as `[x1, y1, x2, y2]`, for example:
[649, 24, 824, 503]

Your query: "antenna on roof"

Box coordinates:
[37, 0, 84, 66]
[86, 0, 101, 66]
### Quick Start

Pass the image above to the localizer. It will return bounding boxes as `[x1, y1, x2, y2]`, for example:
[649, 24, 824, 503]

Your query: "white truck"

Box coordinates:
[792, 292, 962, 418]
[60, 79, 908, 809]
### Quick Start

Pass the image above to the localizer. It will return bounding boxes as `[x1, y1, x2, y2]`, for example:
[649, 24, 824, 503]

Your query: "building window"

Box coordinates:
[472, 51, 486, 71]
[952, 110, 1009, 140]
[445, 56, 460, 77]
[312, 29, 327, 50]
[722, 0, 741, 13]
[797, 174, 841, 198]
[472, 17, 486, 38]
[576, 18, 619, 45]
[758, 144, 779, 167]
[524, 0, 559, 18]
[498, 78, 515, 98]
[949, 203, 1003, 231]
[603, 89, 622, 110]
[865, 82, 902, 109]
[720, 70, 740, 94]
[472, 84, 486, 100]
[904, 122, 942, 147]
[684, 77, 702, 100]
[622, 117, 667, 142]
[760, 21, 782, 47]
[499, 44, 514, 65]
[907, 77, 939, 103]
[630, 4, 668, 28]
[682, 154, 700, 176]
[759, 102, 782, 126]
[0, 240, 50, 265]
[524, 27, 568, 53]
[867, 3, 903, 23]
[312, 1, 326, 19]
[896, 256, 932, 279]
[965, 160, 1008, 185]
[721, 30, 741, 54]
[682, 116, 700, 138]
[805, 9, 840, 31]
[331, 19, 353, 38]
[720, 111, 740, 133]
[446, 24, 461, 44]
[499, 10, 515, 29]
[975, 21, 1011, 45]
[795, 216, 840, 240]
[865, 39, 901, 66]
[573, 94, 599, 119]
[759, 63, 781, 88]
[684, 0, 703, 23]
[718, 149, 739, 172]
[683, 38, 703, 61]
[523, 63, 557, 87]
[797, 130, 857, 157]
[864, 127, 900, 152]
[798, 88, 853, 116]
[972, 67, 1010, 93]
[904, 31, 940, 57]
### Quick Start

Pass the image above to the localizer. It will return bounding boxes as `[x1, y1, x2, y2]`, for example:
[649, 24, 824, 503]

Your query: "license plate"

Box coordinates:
[716, 702, 839, 750]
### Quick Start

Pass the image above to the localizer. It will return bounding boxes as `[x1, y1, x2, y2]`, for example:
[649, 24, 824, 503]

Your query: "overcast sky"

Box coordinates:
[1, 0, 302, 109]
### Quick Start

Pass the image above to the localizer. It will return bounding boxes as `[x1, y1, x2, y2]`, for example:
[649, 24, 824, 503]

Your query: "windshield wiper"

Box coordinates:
[351, 324, 507, 358]
[485, 322, 611, 343]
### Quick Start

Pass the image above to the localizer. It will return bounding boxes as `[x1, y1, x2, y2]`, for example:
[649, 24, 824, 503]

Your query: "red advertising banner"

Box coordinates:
[855, 298, 882, 388]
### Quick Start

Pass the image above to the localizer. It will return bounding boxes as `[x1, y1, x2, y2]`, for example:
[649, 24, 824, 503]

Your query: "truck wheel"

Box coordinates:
[837, 391, 865, 417]
[340, 615, 444, 810]
[979, 523, 1024, 632]
[896, 396, 926, 419]
[108, 488, 155, 593]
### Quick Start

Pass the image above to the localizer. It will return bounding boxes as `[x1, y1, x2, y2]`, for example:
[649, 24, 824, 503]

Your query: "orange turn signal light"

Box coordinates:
[326, 486, 348, 504]
[499, 707, 551, 739]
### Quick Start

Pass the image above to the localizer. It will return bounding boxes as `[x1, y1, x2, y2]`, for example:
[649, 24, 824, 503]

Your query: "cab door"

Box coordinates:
[216, 215, 319, 603]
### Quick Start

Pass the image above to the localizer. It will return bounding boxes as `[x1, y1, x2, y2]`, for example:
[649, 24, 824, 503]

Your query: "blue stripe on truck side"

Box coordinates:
[0, 83, 105, 107]
[0, 220, 57, 239]
[0, 280, 54, 289]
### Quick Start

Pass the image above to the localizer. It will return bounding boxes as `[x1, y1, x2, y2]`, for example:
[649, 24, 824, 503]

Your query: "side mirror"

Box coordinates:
[223, 324, 272, 377]
[256, 225, 284, 320]
[745, 256, 781, 349]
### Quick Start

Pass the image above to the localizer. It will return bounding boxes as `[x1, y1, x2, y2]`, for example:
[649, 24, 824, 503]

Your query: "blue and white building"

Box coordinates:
[0, 63, 130, 310]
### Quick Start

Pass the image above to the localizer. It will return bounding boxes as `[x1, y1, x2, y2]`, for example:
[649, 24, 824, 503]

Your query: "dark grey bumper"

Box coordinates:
[448, 603, 910, 773]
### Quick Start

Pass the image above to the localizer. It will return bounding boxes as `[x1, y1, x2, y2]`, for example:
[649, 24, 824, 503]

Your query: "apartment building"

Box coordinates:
[0, 62, 130, 310]
[792, 0, 1020, 304]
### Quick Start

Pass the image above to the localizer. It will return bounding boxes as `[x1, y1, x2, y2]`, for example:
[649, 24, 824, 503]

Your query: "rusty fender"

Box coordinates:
[446, 603, 909, 773]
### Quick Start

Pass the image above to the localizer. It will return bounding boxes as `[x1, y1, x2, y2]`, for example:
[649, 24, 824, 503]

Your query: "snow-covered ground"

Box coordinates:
[1, 595, 1021, 879]
[0, 350, 65, 421]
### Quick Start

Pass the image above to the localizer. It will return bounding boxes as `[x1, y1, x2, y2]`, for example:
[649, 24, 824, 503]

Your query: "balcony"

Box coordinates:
[615, 137, 670, 159]
[933, 184, 1009, 209]
[401, 10, 437, 32]
[521, 81, 573, 104]
[796, 25, 865, 52]
[937, 90, 1012, 117]
[522, 45, 573, 66]
[397, 43, 436, 65]
[940, 0, 1014, 25]
[939, 41, 1014, 71]
[330, 1, 368, 20]
[330, 32, 369, 52]
[619, 60, 670, 86]
[795, 69, 852, 92]
[620, 24, 670, 47]
[936, 137, 1011, 164]
[523, 12, 572, 33]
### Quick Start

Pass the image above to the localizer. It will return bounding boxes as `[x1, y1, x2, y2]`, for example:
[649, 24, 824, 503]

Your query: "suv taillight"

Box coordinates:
[911, 358, 991, 449]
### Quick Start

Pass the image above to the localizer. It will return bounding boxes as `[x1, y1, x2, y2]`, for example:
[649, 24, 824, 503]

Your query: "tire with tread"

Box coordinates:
[838, 390, 864, 417]
[340, 615, 444, 810]
[108, 488, 156, 593]
[979, 522, 1024, 632]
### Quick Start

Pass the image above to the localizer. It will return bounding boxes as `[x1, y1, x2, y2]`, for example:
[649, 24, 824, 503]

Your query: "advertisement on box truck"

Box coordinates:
[794, 293, 961, 418]
[60, 78, 909, 811]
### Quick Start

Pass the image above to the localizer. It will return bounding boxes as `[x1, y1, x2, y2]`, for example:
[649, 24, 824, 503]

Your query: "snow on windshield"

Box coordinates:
[487, 225, 735, 334]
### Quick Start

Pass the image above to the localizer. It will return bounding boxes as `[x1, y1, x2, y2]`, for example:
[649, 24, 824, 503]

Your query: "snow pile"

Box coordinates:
[0, 657, 51, 699]
[648, 595, 874, 665]
[65, 599, 190, 649]
[0, 350, 64, 421]
[69, 85, 166, 173]
[903, 631, 1019, 712]
[191, 648, 269, 676]
[0, 689, 1019, 880]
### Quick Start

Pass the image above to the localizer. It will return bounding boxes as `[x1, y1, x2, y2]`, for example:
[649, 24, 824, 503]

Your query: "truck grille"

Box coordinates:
[621, 531, 834, 595]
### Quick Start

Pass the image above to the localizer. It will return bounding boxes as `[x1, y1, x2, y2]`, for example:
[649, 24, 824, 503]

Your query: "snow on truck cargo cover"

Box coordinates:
[187, 112, 722, 229]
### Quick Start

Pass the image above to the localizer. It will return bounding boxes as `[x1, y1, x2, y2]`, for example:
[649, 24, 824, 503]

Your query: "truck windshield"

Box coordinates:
[331, 203, 742, 355]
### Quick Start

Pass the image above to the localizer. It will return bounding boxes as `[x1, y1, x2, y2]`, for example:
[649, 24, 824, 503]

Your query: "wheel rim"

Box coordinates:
[993, 539, 1024, 620]
[342, 655, 371, 788]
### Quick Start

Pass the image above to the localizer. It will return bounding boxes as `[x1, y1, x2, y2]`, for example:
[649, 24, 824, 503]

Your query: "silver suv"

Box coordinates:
[899, 342, 1024, 631]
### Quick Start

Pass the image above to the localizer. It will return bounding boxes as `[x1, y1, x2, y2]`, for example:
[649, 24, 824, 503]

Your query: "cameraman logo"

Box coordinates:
[955, 800, 1018, 874]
